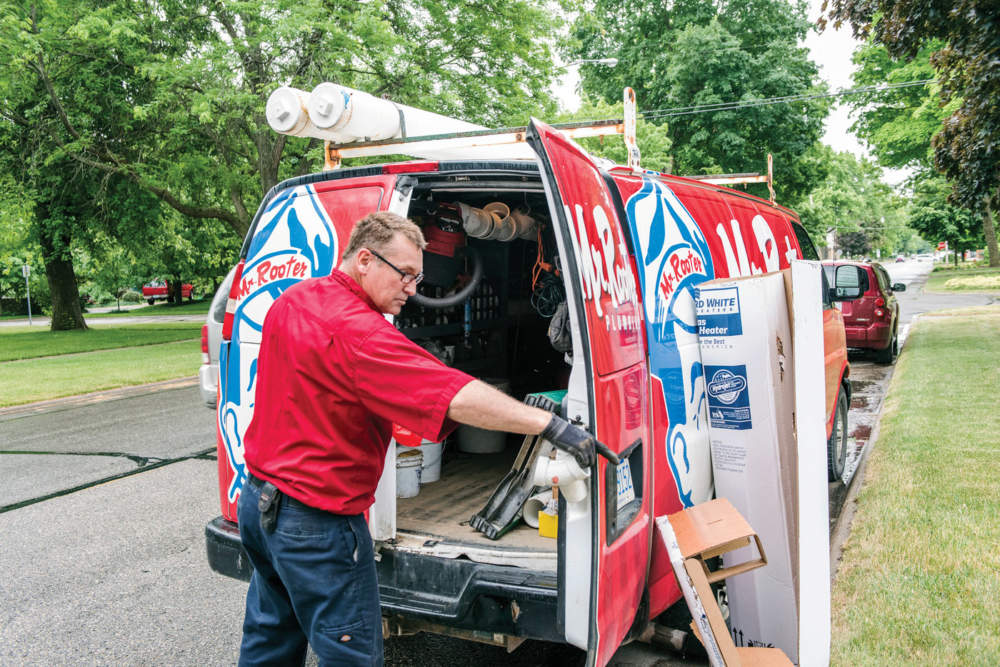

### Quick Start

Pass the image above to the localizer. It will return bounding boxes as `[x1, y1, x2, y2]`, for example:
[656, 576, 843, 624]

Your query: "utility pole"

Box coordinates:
[22, 263, 32, 325]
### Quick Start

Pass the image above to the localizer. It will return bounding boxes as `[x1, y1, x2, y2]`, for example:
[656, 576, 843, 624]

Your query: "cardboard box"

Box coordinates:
[694, 262, 830, 665]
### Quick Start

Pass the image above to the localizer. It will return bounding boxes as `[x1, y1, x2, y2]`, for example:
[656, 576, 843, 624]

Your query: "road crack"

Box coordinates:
[0, 447, 215, 514]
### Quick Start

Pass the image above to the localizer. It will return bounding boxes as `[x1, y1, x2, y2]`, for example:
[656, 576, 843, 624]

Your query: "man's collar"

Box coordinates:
[330, 268, 379, 312]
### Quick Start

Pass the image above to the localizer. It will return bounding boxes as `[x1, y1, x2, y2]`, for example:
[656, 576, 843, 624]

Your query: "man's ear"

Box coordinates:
[353, 248, 373, 276]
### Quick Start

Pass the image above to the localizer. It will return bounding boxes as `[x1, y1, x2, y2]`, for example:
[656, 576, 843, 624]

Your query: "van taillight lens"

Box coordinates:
[201, 324, 210, 363]
[875, 297, 885, 307]
[875, 308, 885, 318]
[221, 260, 245, 342]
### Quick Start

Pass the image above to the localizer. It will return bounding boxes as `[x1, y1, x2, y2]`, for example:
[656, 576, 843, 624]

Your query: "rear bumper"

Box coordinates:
[199, 363, 218, 408]
[205, 516, 253, 581]
[205, 516, 561, 642]
[378, 547, 561, 643]
[845, 321, 892, 350]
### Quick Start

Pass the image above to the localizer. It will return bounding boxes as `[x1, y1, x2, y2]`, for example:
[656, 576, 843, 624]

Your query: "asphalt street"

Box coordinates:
[0, 257, 994, 665]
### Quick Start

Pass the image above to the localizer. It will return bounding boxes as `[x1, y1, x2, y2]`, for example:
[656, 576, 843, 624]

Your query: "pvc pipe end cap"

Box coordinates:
[308, 82, 349, 129]
[266, 87, 307, 133]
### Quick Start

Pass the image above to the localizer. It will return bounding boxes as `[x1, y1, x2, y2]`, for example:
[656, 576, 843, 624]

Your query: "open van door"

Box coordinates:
[527, 119, 652, 666]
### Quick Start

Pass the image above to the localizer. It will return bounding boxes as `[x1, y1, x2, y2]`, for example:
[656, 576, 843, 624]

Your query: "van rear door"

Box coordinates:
[216, 174, 399, 521]
[527, 120, 651, 666]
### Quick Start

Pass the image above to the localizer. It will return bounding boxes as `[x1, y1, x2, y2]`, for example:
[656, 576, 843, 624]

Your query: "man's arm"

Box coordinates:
[447, 380, 550, 434]
[447, 381, 619, 466]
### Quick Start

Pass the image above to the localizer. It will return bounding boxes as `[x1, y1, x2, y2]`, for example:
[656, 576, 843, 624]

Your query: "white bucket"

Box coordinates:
[418, 439, 443, 483]
[396, 449, 423, 498]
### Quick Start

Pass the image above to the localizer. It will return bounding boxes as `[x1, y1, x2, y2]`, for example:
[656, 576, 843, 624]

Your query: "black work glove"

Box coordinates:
[541, 415, 620, 467]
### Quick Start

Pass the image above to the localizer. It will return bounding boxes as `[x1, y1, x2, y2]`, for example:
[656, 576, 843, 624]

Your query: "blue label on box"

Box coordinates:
[695, 286, 742, 337]
[705, 364, 751, 430]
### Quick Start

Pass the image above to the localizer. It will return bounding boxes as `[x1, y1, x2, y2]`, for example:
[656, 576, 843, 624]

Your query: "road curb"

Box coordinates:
[0, 376, 199, 420]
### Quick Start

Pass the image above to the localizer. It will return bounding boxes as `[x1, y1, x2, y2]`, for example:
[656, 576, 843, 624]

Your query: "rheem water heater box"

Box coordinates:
[695, 263, 830, 665]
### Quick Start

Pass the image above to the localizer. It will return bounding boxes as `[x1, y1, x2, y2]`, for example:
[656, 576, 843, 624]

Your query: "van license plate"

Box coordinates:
[616, 458, 636, 509]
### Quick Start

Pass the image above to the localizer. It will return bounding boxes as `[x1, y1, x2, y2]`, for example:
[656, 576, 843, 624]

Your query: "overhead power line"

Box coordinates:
[634, 79, 936, 121]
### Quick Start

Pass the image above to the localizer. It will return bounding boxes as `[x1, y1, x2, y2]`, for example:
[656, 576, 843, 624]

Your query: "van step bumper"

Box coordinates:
[377, 548, 561, 642]
[205, 516, 253, 582]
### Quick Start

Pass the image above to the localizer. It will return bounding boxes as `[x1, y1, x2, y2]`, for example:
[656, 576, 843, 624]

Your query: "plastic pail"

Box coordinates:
[418, 439, 443, 483]
[396, 449, 423, 498]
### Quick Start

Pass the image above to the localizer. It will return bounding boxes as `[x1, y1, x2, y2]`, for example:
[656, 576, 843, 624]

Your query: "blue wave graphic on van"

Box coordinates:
[218, 184, 338, 503]
[623, 179, 714, 507]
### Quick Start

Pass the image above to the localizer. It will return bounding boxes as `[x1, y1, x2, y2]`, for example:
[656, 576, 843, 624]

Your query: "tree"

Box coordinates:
[794, 145, 909, 256]
[84, 234, 140, 311]
[908, 174, 981, 266]
[849, 41, 954, 170]
[823, 0, 1000, 266]
[556, 98, 674, 173]
[570, 0, 831, 204]
[2, 0, 566, 241]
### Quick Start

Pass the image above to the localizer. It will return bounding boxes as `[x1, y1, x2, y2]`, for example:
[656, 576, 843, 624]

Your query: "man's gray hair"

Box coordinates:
[341, 212, 426, 261]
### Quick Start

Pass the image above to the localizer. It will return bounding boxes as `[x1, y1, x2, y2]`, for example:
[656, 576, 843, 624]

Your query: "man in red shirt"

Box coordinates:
[237, 212, 613, 666]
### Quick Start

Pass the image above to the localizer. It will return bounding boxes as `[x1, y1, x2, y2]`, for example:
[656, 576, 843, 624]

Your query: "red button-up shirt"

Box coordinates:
[244, 269, 474, 514]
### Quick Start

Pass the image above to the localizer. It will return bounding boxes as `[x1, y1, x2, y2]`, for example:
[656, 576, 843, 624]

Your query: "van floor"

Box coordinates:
[396, 447, 555, 553]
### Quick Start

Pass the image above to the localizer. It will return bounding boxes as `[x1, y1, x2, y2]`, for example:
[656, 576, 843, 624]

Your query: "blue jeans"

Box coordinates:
[237, 478, 383, 666]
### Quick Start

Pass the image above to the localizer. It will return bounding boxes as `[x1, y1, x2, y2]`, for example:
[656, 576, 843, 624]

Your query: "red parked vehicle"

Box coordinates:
[823, 260, 905, 364]
[141, 279, 193, 304]
[205, 115, 850, 664]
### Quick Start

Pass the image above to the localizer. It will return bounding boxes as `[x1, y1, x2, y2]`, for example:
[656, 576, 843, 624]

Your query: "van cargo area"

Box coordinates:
[386, 170, 567, 572]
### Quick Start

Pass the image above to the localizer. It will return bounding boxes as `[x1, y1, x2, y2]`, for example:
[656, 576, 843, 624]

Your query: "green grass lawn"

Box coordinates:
[831, 305, 1000, 665]
[925, 265, 1000, 292]
[86, 298, 212, 317]
[0, 322, 201, 362]
[0, 339, 201, 407]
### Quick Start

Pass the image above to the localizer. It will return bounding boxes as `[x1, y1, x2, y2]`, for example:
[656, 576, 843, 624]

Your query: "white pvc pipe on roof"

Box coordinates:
[266, 82, 486, 144]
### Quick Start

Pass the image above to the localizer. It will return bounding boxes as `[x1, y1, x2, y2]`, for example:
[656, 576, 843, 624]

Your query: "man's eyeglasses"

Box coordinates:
[366, 248, 424, 285]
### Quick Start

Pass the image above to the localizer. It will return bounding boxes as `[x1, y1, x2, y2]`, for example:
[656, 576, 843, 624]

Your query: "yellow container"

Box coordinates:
[537, 510, 558, 539]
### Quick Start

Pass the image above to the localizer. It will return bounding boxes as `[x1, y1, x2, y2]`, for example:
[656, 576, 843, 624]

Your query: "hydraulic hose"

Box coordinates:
[410, 246, 483, 309]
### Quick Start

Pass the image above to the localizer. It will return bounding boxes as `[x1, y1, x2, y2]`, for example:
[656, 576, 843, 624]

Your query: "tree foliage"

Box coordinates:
[908, 173, 981, 264]
[849, 41, 954, 169]
[556, 98, 674, 173]
[823, 0, 1000, 265]
[1, 0, 566, 240]
[795, 144, 910, 256]
[570, 0, 831, 204]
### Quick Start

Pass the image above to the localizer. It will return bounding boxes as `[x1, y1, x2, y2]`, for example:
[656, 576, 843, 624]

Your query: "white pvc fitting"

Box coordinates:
[265, 86, 312, 135]
[307, 82, 401, 141]
[522, 490, 552, 528]
[532, 453, 590, 504]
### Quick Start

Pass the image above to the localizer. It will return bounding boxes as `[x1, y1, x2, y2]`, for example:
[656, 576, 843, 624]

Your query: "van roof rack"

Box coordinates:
[322, 118, 626, 169]
[683, 154, 775, 203]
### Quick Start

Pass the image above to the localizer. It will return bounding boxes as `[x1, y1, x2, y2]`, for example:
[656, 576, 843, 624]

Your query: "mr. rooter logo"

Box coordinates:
[218, 184, 337, 504]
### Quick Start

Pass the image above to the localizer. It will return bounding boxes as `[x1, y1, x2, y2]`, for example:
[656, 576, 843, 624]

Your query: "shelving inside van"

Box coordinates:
[385, 168, 572, 570]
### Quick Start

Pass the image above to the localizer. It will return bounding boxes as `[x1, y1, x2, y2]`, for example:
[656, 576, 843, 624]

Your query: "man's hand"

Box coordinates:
[541, 415, 620, 467]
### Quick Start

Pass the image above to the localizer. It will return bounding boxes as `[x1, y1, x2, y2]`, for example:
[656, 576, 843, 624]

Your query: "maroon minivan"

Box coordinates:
[823, 260, 905, 364]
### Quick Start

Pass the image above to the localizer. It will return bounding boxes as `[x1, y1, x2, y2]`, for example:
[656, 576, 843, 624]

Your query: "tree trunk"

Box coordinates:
[984, 190, 1000, 267]
[169, 278, 183, 304]
[38, 224, 87, 331]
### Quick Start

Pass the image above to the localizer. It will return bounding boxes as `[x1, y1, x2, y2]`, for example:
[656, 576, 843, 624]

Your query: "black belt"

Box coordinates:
[247, 472, 315, 511]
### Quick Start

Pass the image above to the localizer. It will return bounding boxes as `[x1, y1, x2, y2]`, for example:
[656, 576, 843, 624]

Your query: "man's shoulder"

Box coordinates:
[280, 275, 385, 334]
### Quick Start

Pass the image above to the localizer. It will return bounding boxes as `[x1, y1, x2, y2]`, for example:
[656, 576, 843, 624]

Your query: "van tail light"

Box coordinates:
[221, 260, 245, 342]
[875, 308, 885, 318]
[875, 296, 885, 307]
[201, 325, 210, 363]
